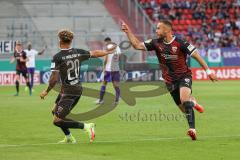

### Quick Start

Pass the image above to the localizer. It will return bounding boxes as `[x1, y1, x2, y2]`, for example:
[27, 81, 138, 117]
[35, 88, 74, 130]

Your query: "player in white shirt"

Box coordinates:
[24, 42, 46, 90]
[96, 37, 121, 104]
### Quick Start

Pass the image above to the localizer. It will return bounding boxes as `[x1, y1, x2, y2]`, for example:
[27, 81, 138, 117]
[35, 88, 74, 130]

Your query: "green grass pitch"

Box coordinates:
[0, 81, 239, 160]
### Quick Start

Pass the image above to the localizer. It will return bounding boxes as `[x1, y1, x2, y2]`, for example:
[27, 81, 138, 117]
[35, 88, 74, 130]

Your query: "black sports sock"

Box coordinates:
[26, 82, 31, 90]
[60, 127, 70, 135]
[15, 80, 19, 93]
[183, 101, 195, 129]
[54, 119, 84, 129]
[30, 73, 34, 88]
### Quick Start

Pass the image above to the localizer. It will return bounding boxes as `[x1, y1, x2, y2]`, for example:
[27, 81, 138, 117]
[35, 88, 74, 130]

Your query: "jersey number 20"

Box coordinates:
[67, 59, 80, 81]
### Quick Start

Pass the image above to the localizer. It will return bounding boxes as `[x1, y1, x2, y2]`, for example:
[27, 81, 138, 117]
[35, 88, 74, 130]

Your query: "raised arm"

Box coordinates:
[38, 45, 47, 55]
[121, 21, 146, 50]
[191, 50, 218, 82]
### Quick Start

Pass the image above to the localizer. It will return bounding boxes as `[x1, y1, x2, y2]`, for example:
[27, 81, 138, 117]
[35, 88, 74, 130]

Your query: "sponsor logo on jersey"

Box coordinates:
[185, 78, 190, 83]
[57, 106, 63, 114]
[161, 54, 178, 60]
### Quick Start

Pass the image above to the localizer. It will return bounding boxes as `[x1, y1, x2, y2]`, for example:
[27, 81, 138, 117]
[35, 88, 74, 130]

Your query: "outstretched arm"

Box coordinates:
[191, 51, 218, 82]
[90, 43, 117, 58]
[121, 21, 146, 50]
[40, 71, 59, 99]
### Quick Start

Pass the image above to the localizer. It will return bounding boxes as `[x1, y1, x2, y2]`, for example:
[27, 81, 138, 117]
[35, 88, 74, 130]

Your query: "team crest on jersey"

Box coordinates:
[158, 46, 163, 51]
[185, 78, 190, 83]
[172, 46, 177, 53]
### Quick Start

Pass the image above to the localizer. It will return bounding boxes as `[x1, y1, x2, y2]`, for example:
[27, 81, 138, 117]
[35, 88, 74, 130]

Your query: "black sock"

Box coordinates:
[60, 127, 70, 135]
[15, 80, 19, 93]
[26, 82, 31, 90]
[30, 73, 34, 88]
[54, 118, 84, 129]
[183, 101, 195, 129]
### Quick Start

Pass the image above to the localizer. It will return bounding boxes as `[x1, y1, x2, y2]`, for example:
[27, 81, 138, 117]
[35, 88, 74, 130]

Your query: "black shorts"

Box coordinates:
[55, 94, 62, 104]
[166, 75, 192, 106]
[16, 70, 28, 79]
[53, 93, 81, 118]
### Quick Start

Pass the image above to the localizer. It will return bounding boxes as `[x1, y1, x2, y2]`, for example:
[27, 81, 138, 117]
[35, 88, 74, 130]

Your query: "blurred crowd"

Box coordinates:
[139, 0, 240, 48]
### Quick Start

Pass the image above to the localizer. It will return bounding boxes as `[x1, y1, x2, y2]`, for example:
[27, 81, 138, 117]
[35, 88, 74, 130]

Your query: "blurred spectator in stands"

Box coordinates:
[210, 16, 218, 29]
[139, 0, 240, 48]
[168, 9, 176, 20]
[157, 11, 166, 20]
[175, 9, 182, 19]
[139, 0, 151, 9]
[230, 19, 238, 30]
[201, 20, 208, 33]
[223, 19, 233, 34]
[236, 18, 240, 29]
[198, 44, 207, 57]
[185, 1, 192, 9]
[161, 0, 172, 9]
[149, 0, 157, 8]
[193, 7, 206, 20]
[191, 0, 198, 9]
[216, 9, 229, 19]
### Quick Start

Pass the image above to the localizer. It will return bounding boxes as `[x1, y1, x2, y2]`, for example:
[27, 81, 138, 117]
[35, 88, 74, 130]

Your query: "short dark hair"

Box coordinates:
[104, 37, 111, 42]
[58, 29, 74, 43]
[160, 20, 172, 29]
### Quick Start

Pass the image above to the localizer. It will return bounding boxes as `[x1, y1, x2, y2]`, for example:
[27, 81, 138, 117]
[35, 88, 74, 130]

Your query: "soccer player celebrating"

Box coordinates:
[121, 20, 217, 140]
[24, 42, 46, 90]
[10, 41, 32, 96]
[96, 37, 121, 104]
[40, 29, 117, 143]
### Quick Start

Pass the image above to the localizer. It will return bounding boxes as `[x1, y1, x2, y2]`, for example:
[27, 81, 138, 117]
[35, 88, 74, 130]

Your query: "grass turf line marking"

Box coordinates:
[0, 135, 240, 148]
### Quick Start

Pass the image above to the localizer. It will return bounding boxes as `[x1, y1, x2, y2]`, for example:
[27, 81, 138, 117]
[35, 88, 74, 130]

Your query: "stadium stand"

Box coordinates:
[0, 0, 121, 58]
[138, 0, 240, 48]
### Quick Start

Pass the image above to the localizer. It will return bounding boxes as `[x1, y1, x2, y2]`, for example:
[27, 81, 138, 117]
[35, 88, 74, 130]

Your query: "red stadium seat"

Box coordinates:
[179, 19, 185, 25]
[183, 25, 189, 31]
[186, 14, 192, 20]
[197, 19, 202, 25]
[191, 19, 197, 25]
[185, 19, 191, 25]
[172, 19, 179, 25]
[220, 19, 225, 24]
[178, 25, 184, 31]
[234, 29, 239, 36]
[229, 9, 235, 14]
[183, 9, 190, 14]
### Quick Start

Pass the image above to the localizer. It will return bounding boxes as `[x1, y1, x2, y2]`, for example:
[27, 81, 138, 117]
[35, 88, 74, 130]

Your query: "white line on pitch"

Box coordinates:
[0, 135, 240, 148]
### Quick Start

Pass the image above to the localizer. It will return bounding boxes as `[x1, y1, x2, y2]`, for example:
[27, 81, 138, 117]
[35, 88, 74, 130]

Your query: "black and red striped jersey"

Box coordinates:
[144, 36, 196, 83]
[14, 50, 27, 71]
